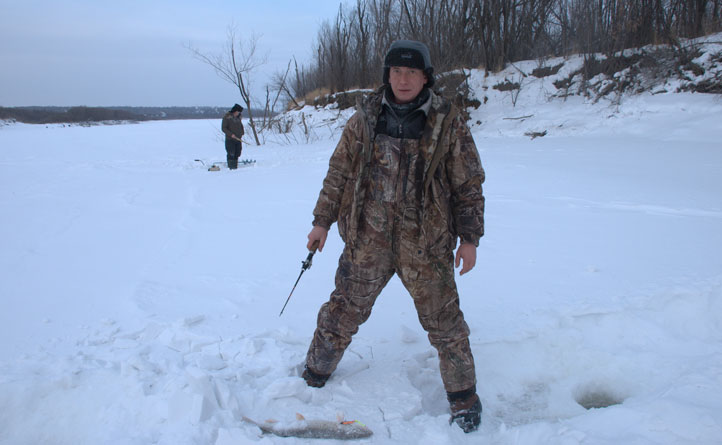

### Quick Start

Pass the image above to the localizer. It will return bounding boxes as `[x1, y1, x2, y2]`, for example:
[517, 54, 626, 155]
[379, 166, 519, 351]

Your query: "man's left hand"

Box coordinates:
[455, 243, 477, 276]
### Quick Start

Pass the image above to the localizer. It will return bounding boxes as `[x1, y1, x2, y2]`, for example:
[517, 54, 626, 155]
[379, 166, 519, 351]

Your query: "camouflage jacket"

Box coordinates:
[312, 86, 485, 250]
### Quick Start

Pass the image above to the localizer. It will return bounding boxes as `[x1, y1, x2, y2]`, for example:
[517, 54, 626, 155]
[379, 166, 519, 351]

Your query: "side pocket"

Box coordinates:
[425, 178, 455, 256]
[337, 176, 355, 242]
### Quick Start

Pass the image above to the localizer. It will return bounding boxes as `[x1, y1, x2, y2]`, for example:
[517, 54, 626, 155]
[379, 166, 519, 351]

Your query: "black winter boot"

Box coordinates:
[448, 386, 482, 433]
[301, 365, 330, 388]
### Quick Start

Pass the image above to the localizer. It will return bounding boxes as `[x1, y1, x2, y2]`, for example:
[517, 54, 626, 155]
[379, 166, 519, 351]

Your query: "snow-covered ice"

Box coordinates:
[1, 65, 722, 443]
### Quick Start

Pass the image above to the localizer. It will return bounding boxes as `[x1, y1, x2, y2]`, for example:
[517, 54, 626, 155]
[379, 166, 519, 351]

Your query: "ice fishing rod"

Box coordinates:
[280, 240, 319, 317]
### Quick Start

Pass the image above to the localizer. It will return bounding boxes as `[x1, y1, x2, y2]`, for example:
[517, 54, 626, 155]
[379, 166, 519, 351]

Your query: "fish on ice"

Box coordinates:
[242, 412, 373, 440]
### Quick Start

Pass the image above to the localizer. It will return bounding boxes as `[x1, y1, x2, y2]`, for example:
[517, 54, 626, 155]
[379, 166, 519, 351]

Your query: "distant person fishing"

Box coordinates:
[221, 103, 245, 169]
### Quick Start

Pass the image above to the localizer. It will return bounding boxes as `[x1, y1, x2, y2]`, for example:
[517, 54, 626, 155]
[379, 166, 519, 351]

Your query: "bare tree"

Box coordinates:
[285, 0, 721, 106]
[186, 25, 266, 145]
[270, 60, 301, 111]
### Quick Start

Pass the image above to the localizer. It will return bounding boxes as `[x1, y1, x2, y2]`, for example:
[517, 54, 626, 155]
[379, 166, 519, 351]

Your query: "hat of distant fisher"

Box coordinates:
[230, 103, 243, 113]
[383, 39, 434, 87]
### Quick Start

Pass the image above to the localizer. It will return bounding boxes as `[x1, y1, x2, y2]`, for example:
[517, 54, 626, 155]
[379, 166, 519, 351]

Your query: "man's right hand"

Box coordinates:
[307, 226, 328, 252]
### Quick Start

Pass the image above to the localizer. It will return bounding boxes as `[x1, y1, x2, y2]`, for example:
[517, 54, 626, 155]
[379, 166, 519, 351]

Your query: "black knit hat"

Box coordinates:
[383, 39, 434, 87]
[230, 103, 243, 113]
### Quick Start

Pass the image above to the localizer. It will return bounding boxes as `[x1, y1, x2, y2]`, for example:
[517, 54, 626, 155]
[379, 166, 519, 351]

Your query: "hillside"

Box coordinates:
[273, 33, 722, 143]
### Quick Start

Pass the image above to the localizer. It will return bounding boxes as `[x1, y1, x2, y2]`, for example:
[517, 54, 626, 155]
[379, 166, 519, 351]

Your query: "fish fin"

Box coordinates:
[295, 413, 305, 421]
[241, 416, 256, 424]
[242, 416, 276, 426]
[242, 416, 266, 428]
[241, 416, 276, 436]
[336, 412, 345, 423]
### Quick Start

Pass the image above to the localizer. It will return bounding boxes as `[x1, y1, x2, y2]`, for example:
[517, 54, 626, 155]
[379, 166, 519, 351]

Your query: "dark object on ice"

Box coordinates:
[524, 130, 547, 139]
[200, 159, 256, 171]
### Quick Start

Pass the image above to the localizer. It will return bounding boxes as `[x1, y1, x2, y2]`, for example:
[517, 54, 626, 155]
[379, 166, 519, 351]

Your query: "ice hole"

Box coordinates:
[574, 386, 625, 410]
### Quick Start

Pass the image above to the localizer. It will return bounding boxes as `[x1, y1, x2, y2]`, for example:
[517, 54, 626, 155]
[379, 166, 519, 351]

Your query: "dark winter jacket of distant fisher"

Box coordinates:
[311, 85, 485, 253]
[221, 112, 244, 141]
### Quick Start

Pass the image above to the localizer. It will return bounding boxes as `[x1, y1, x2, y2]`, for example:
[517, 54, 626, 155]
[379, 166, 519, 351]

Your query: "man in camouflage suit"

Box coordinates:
[302, 40, 485, 432]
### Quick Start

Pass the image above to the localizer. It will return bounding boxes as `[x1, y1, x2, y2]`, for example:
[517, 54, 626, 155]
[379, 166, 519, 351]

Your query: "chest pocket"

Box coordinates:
[368, 134, 401, 203]
[368, 134, 424, 204]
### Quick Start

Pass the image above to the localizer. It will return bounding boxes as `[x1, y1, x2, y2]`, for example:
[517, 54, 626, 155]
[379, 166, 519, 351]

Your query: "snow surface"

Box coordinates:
[2, 65, 722, 444]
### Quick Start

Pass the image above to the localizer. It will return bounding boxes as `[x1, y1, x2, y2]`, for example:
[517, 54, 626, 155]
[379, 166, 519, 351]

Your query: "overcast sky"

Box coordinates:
[0, 0, 345, 107]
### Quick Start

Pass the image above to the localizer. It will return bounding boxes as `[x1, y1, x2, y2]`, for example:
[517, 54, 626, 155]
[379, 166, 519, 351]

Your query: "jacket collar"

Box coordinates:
[381, 88, 432, 117]
[362, 85, 441, 118]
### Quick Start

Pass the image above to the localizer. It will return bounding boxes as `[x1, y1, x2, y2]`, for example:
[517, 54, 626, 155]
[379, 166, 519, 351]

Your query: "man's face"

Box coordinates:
[388, 66, 427, 104]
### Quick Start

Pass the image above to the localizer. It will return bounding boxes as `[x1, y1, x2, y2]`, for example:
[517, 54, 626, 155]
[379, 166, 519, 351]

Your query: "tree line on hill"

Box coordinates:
[288, 0, 722, 99]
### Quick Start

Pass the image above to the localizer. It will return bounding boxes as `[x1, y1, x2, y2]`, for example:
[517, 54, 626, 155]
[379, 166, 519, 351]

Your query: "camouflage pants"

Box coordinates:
[305, 226, 477, 393]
